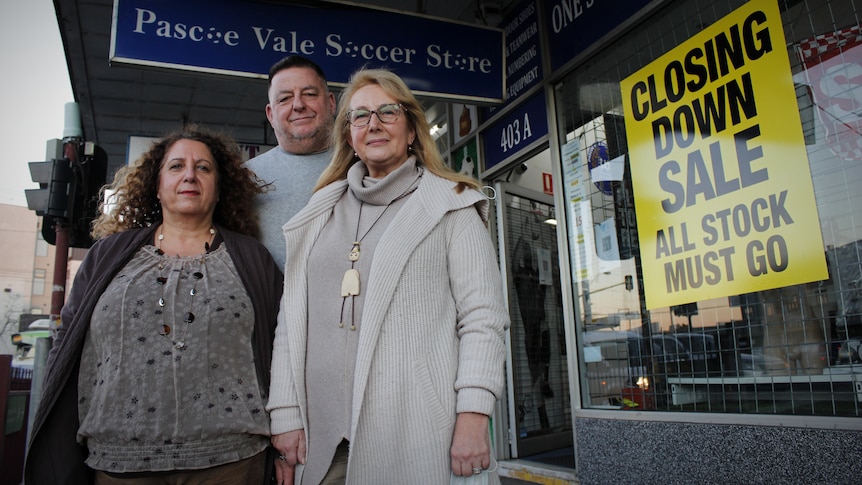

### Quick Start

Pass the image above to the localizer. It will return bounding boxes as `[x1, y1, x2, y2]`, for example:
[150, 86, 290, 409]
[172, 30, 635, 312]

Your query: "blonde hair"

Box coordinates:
[315, 68, 480, 193]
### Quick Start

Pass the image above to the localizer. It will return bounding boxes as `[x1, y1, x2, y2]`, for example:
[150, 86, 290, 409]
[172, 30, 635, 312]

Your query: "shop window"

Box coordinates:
[556, 0, 862, 416]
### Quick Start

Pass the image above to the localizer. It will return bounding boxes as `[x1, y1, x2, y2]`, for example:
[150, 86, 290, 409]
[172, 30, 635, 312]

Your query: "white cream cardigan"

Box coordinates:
[267, 170, 509, 484]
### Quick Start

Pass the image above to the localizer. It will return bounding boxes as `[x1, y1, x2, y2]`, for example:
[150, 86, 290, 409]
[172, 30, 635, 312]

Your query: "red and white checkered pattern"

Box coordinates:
[797, 24, 862, 66]
[796, 24, 862, 160]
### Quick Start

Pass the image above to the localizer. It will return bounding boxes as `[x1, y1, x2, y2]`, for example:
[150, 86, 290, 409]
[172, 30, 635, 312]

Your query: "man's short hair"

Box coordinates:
[268, 55, 329, 88]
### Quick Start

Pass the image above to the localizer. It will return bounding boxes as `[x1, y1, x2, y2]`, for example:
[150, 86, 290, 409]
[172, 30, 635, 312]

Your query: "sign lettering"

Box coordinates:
[620, 0, 827, 309]
[112, 0, 504, 102]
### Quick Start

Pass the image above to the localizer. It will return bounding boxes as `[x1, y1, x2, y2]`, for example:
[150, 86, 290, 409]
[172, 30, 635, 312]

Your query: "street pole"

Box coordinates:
[48, 111, 83, 330]
[48, 221, 70, 328]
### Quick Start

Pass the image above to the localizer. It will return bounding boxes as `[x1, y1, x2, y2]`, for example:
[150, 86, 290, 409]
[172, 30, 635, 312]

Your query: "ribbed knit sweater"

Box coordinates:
[302, 158, 423, 484]
[268, 159, 509, 484]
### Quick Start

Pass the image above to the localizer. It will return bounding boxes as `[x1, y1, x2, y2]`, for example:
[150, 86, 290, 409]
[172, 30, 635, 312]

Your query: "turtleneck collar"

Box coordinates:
[347, 156, 423, 206]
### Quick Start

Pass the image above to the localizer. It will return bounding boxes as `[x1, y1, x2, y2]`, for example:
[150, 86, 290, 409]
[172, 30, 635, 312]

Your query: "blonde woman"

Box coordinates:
[268, 68, 509, 484]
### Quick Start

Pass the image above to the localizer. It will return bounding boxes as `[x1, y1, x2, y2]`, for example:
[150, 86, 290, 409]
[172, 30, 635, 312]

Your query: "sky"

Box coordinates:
[0, 2, 74, 207]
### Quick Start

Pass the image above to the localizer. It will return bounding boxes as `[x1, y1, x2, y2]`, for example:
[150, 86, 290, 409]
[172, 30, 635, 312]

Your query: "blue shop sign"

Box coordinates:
[544, 0, 652, 71]
[111, 0, 504, 103]
[482, 93, 548, 171]
[482, 0, 543, 120]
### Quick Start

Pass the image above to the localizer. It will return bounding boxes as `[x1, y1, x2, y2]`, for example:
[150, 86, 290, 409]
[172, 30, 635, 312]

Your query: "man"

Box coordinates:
[247, 55, 337, 269]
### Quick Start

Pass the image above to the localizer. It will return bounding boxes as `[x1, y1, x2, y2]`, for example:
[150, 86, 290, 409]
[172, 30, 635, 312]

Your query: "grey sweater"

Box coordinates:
[246, 146, 332, 269]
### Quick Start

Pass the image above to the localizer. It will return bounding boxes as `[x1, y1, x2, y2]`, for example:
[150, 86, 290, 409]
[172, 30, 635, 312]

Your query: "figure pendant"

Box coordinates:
[341, 268, 360, 296]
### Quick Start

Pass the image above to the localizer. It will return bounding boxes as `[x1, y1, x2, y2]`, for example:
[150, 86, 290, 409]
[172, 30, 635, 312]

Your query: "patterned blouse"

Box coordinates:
[77, 244, 270, 472]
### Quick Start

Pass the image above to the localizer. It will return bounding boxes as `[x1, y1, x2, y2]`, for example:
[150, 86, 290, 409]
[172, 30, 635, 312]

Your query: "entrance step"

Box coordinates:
[498, 459, 578, 484]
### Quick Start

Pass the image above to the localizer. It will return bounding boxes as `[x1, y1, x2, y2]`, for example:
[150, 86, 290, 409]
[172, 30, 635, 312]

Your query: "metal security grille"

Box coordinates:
[502, 191, 572, 442]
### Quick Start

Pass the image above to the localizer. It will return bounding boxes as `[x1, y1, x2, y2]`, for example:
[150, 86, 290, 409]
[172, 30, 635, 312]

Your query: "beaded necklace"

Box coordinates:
[154, 226, 215, 349]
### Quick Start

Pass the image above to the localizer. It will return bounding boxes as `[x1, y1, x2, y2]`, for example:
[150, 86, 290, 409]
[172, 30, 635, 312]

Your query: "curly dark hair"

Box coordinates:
[92, 125, 268, 240]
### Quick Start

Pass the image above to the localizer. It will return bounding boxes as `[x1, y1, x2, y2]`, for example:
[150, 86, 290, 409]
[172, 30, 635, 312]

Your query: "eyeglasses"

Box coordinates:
[346, 103, 402, 127]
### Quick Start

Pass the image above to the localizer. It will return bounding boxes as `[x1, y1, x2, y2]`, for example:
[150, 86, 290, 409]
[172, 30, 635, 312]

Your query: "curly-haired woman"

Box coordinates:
[25, 126, 283, 484]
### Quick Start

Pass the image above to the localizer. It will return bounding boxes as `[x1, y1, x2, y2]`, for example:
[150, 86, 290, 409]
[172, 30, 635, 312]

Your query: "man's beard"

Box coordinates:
[281, 126, 319, 141]
[278, 118, 333, 142]
[276, 117, 333, 153]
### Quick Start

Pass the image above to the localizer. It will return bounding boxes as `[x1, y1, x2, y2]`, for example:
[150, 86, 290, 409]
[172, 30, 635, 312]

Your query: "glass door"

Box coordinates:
[496, 181, 573, 460]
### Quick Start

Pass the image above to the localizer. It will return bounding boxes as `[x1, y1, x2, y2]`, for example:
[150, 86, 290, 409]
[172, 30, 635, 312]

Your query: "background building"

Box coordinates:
[0, 204, 82, 355]
[0, 204, 43, 356]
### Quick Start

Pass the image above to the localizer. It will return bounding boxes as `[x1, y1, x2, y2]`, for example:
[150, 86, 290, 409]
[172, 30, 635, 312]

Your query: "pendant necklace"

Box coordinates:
[339, 201, 390, 330]
[339, 168, 423, 330]
[155, 225, 215, 349]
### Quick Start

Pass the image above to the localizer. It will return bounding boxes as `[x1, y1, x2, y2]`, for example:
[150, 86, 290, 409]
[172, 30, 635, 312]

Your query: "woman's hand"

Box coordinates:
[450, 412, 491, 477]
[272, 429, 306, 485]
